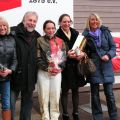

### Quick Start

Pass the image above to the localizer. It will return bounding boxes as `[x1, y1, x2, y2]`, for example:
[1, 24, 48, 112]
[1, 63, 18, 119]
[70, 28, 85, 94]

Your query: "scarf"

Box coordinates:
[89, 28, 101, 47]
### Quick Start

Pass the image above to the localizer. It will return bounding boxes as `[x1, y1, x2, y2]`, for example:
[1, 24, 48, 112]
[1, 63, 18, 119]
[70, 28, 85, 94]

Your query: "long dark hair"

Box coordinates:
[43, 20, 56, 30]
[58, 13, 72, 24]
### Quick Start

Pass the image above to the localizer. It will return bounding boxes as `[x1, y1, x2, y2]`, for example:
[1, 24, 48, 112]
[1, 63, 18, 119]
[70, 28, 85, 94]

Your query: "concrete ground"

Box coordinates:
[0, 88, 120, 120]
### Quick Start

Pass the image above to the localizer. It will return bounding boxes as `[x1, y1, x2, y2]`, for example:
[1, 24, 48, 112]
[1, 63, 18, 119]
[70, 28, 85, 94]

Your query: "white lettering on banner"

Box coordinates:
[112, 33, 120, 59]
[111, 33, 120, 74]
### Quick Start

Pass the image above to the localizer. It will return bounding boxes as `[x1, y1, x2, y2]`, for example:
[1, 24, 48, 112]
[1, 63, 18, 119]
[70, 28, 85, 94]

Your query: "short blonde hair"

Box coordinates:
[85, 13, 102, 30]
[0, 16, 10, 35]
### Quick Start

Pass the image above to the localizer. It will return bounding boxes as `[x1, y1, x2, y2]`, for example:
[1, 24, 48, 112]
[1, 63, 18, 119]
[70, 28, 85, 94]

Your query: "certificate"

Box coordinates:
[72, 34, 86, 51]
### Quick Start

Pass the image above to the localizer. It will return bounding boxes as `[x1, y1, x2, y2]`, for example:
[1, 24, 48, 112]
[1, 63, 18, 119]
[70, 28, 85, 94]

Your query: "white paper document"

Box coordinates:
[72, 34, 84, 50]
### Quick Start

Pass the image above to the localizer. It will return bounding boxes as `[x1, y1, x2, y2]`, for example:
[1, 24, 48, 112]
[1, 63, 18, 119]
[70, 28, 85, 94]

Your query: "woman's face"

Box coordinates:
[89, 15, 100, 31]
[44, 22, 56, 38]
[0, 22, 8, 35]
[59, 16, 71, 32]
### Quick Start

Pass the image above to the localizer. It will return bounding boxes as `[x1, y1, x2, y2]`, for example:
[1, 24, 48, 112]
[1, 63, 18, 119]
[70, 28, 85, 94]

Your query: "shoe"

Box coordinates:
[2, 110, 11, 120]
[72, 113, 79, 120]
[62, 114, 70, 120]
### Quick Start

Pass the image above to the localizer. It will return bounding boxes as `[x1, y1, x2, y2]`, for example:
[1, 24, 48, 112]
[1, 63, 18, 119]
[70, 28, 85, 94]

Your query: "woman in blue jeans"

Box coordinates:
[0, 16, 17, 120]
[82, 13, 118, 120]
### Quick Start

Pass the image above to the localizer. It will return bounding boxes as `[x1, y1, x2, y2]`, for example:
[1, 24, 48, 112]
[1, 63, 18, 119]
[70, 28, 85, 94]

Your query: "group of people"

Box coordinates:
[0, 11, 118, 120]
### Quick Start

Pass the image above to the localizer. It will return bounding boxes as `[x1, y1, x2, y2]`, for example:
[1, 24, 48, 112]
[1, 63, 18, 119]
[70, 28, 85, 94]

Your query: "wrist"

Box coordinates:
[107, 54, 111, 59]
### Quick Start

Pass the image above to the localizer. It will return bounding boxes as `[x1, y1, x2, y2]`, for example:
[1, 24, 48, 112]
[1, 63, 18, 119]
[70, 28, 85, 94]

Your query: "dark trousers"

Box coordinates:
[90, 83, 117, 120]
[10, 89, 33, 120]
[61, 87, 79, 114]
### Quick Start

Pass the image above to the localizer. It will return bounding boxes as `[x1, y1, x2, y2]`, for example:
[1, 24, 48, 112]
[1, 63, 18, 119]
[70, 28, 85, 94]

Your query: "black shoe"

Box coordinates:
[62, 114, 70, 120]
[72, 113, 79, 120]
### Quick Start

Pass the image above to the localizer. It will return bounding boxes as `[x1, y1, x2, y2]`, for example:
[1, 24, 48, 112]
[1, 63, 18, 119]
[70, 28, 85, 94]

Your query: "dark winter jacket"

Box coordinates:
[11, 23, 40, 91]
[0, 35, 17, 81]
[82, 25, 116, 84]
[56, 27, 85, 90]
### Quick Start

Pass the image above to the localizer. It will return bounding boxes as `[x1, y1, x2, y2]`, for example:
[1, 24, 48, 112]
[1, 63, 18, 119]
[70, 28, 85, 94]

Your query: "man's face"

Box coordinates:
[23, 14, 38, 32]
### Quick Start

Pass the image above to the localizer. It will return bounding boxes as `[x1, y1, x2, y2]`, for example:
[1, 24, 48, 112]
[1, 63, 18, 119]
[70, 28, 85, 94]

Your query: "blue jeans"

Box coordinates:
[91, 83, 118, 120]
[10, 89, 33, 120]
[0, 80, 10, 110]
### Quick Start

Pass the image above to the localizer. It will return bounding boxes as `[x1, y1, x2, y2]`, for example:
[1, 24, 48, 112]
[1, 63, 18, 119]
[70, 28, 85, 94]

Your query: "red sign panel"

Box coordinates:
[0, 0, 21, 12]
[112, 37, 120, 71]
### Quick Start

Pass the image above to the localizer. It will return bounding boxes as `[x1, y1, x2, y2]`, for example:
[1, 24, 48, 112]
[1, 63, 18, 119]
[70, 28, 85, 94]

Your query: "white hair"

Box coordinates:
[0, 16, 10, 35]
[22, 11, 38, 22]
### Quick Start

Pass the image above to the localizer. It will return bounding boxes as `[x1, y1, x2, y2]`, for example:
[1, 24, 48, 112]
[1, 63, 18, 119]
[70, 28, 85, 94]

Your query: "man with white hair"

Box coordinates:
[10, 11, 40, 120]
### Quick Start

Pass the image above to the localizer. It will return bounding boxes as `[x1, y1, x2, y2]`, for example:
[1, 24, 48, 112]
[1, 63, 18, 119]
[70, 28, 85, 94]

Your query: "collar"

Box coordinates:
[61, 28, 71, 40]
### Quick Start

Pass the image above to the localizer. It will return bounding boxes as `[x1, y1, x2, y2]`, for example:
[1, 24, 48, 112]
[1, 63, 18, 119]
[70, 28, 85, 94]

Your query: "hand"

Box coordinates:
[68, 50, 77, 59]
[101, 55, 109, 61]
[0, 69, 12, 77]
[48, 68, 61, 76]
[76, 51, 85, 60]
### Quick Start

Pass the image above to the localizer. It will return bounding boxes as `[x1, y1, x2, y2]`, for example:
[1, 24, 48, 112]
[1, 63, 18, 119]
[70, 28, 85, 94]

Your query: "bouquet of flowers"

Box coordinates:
[46, 48, 66, 75]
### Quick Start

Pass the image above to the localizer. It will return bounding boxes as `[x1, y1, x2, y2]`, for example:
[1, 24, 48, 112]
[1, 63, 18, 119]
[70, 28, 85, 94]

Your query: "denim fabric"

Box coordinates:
[10, 89, 33, 120]
[103, 84, 118, 120]
[0, 80, 10, 110]
[90, 83, 117, 120]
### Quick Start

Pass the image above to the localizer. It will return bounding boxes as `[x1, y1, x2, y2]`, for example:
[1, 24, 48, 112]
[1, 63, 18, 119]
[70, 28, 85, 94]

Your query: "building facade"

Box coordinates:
[74, 0, 120, 32]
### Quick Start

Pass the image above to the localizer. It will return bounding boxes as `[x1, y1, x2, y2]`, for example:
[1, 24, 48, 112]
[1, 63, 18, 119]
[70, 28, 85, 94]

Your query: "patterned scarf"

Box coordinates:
[89, 28, 101, 47]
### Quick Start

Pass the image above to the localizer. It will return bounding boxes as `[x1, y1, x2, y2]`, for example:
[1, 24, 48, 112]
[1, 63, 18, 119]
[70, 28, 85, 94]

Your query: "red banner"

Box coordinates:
[0, 0, 21, 12]
[112, 37, 120, 71]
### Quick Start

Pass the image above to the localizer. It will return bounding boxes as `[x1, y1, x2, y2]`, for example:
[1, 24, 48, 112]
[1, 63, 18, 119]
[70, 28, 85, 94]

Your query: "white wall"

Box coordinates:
[0, 0, 73, 34]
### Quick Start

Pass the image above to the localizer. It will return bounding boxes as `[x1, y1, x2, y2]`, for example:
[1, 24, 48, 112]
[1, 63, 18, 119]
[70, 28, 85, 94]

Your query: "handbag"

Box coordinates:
[77, 53, 96, 76]
[78, 75, 87, 87]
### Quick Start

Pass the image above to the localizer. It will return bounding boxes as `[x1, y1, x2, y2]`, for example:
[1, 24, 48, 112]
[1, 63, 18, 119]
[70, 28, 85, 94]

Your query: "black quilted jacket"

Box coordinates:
[0, 35, 17, 81]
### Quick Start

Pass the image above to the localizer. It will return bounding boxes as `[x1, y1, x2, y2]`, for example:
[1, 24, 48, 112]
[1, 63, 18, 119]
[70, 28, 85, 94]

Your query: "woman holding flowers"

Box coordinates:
[37, 20, 66, 120]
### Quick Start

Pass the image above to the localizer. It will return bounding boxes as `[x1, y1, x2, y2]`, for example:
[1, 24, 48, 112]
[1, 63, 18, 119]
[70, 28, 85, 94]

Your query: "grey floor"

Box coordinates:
[0, 89, 120, 120]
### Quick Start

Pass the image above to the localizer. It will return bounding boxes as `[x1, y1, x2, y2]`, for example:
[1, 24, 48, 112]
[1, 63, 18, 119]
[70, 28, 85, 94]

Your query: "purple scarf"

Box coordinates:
[89, 29, 101, 47]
